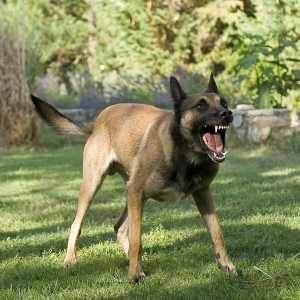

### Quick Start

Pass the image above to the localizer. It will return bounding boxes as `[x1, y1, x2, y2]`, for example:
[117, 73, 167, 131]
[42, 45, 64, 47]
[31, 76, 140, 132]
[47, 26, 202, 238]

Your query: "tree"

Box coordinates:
[5, 0, 299, 109]
[227, 0, 300, 108]
[26, 0, 90, 93]
[0, 2, 38, 146]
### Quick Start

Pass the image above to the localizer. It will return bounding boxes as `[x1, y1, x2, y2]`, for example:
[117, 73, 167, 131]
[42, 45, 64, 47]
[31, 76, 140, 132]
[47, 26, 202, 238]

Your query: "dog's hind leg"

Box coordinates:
[64, 132, 113, 266]
[114, 204, 129, 256]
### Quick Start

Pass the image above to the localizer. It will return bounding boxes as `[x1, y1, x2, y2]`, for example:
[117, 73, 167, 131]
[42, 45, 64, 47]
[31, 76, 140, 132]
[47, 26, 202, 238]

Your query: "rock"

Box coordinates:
[235, 104, 255, 110]
[232, 114, 243, 128]
[60, 108, 99, 123]
[248, 126, 271, 143]
[231, 107, 300, 143]
[250, 115, 290, 128]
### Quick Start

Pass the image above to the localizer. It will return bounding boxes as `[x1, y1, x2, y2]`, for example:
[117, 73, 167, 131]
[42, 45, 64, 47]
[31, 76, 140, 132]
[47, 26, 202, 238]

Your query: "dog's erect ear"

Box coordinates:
[170, 76, 186, 105]
[206, 73, 219, 94]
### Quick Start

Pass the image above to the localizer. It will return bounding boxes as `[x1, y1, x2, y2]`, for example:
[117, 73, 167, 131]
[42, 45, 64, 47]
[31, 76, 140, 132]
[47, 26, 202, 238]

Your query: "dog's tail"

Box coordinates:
[31, 95, 93, 136]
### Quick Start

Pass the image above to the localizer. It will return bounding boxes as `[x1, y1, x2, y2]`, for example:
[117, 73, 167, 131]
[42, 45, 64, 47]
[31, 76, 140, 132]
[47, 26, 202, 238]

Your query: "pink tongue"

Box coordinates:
[203, 133, 224, 153]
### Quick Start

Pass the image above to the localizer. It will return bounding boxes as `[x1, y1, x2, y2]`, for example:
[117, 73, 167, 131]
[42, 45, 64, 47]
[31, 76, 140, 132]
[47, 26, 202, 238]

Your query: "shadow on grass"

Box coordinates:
[144, 222, 300, 262]
[1, 222, 299, 300]
[0, 230, 115, 262]
[1, 219, 299, 274]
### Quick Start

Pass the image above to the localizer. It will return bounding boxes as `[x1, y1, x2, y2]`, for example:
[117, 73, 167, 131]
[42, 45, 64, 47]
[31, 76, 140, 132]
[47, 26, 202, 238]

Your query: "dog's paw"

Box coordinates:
[64, 255, 77, 267]
[216, 255, 237, 275]
[128, 270, 146, 283]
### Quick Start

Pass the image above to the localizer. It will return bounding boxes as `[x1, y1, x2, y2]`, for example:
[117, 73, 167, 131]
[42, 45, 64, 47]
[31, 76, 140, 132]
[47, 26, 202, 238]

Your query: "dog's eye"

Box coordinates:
[197, 99, 208, 110]
[221, 98, 228, 109]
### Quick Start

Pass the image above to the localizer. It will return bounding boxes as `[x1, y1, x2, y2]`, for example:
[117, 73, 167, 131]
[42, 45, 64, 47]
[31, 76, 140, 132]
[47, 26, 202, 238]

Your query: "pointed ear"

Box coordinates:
[206, 73, 219, 93]
[170, 76, 186, 104]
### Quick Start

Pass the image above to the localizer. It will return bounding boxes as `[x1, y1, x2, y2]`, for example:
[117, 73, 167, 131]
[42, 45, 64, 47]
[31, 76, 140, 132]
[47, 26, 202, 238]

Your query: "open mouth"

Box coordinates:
[201, 124, 229, 163]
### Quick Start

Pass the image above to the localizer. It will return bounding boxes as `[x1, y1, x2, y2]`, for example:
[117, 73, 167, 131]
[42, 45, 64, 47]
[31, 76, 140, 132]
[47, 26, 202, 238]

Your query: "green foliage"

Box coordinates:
[1, 0, 88, 90]
[26, 0, 89, 91]
[0, 1, 41, 88]
[227, 0, 300, 108]
[3, 0, 300, 108]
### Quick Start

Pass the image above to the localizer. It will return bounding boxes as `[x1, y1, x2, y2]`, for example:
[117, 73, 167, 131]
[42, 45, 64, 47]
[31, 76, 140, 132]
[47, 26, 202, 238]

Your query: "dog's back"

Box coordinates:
[94, 103, 172, 170]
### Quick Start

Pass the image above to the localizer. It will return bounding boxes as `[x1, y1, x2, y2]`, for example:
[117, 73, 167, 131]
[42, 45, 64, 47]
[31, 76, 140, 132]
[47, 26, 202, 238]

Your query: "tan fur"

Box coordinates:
[32, 91, 236, 282]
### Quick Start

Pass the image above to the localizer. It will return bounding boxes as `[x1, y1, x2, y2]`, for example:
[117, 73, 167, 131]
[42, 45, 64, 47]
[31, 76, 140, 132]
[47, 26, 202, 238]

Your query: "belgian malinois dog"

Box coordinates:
[31, 74, 236, 282]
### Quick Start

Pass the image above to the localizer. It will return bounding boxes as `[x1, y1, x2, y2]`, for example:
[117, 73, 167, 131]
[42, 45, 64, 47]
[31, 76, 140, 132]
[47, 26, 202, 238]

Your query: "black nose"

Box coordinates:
[219, 110, 232, 118]
[218, 110, 233, 123]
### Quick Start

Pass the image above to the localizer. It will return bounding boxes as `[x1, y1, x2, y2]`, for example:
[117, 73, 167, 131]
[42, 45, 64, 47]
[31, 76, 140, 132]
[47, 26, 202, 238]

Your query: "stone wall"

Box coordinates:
[60, 108, 100, 124]
[60, 105, 300, 143]
[232, 105, 300, 143]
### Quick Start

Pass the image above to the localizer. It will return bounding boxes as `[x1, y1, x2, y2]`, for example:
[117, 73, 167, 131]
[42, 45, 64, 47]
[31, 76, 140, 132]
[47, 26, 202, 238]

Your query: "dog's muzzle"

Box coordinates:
[200, 111, 232, 163]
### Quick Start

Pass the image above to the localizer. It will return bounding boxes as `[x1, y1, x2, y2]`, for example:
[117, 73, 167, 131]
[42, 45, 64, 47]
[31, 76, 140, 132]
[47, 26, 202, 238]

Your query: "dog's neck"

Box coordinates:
[170, 118, 209, 164]
[170, 119, 218, 194]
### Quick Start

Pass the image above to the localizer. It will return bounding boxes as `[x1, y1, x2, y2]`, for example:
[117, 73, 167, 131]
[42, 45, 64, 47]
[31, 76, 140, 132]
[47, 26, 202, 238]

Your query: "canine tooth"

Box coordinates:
[215, 126, 217, 133]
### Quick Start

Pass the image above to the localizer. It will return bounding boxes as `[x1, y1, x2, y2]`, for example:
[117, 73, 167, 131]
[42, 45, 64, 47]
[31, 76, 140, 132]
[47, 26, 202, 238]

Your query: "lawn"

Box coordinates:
[0, 131, 300, 300]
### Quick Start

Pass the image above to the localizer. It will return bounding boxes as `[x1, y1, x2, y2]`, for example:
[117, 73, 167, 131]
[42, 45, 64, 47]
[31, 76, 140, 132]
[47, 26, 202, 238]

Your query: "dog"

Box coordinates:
[31, 74, 236, 282]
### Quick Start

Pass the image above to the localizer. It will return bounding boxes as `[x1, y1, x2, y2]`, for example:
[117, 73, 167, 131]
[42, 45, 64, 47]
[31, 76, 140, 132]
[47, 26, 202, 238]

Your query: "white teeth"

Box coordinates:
[209, 125, 229, 132]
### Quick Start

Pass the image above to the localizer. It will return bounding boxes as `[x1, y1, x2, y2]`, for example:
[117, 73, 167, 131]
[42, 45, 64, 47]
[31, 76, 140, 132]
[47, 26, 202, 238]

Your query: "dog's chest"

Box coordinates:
[171, 160, 219, 194]
[152, 186, 186, 202]
[148, 162, 218, 202]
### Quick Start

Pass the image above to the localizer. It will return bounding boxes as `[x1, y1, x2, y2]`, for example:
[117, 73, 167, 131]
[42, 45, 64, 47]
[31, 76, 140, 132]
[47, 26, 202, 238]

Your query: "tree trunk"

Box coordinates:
[0, 6, 38, 146]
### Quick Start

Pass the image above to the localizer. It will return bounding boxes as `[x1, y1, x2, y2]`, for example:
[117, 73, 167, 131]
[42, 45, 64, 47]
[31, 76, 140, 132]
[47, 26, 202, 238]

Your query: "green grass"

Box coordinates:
[0, 130, 300, 300]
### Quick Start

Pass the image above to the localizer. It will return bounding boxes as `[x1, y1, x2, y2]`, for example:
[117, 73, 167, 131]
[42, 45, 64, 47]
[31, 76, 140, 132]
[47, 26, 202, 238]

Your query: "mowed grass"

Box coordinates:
[0, 131, 300, 300]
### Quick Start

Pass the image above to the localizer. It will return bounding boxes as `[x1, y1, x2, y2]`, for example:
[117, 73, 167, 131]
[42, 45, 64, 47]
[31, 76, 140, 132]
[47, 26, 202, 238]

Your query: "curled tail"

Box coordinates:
[31, 95, 93, 136]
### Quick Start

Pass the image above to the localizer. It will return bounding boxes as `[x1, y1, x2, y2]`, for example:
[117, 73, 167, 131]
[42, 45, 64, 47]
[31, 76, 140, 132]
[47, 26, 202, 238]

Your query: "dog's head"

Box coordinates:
[170, 73, 233, 163]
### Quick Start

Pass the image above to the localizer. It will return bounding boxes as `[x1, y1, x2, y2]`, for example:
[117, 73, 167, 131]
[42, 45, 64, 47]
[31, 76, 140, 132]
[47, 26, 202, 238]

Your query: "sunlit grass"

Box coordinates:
[0, 130, 299, 299]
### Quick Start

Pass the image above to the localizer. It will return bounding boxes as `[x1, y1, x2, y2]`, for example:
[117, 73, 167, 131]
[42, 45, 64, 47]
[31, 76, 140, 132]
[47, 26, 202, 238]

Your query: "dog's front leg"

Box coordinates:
[127, 185, 145, 283]
[193, 189, 237, 274]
